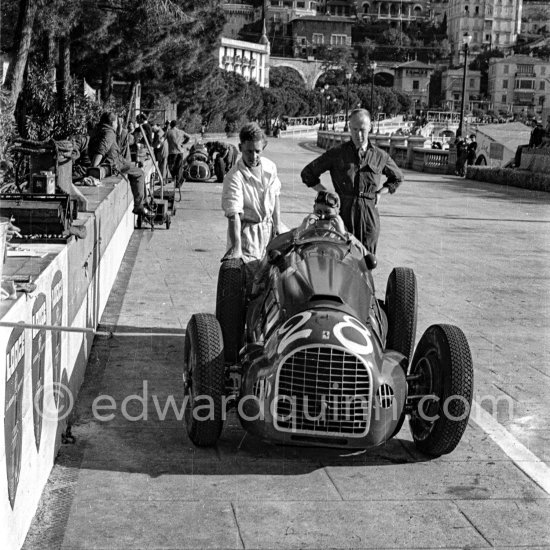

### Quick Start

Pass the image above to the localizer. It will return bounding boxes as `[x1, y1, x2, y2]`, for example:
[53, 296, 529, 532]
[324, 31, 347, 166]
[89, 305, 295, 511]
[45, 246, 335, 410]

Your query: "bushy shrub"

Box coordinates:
[24, 64, 103, 141]
[467, 166, 550, 192]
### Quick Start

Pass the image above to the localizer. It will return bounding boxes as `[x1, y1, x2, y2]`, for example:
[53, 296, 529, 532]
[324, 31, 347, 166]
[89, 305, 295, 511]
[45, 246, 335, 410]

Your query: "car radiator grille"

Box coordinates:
[274, 346, 371, 436]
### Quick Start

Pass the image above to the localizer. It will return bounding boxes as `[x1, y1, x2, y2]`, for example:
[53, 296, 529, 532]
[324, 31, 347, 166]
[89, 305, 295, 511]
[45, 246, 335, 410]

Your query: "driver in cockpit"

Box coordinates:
[296, 190, 347, 236]
[251, 192, 368, 295]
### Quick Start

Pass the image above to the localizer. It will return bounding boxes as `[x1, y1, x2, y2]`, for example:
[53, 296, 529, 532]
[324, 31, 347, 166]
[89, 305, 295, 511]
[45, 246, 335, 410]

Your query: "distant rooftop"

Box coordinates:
[289, 15, 353, 23]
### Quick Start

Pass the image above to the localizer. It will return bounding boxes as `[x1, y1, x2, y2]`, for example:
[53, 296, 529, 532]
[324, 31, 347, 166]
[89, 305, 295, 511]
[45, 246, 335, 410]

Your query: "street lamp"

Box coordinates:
[320, 87, 325, 130]
[377, 105, 382, 133]
[343, 70, 352, 132]
[369, 61, 377, 113]
[323, 84, 329, 130]
[332, 98, 337, 131]
[457, 32, 472, 139]
[326, 95, 331, 131]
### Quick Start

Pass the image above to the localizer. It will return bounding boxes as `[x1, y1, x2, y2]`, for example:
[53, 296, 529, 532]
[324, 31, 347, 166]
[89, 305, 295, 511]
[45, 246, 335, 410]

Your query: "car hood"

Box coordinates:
[275, 241, 373, 323]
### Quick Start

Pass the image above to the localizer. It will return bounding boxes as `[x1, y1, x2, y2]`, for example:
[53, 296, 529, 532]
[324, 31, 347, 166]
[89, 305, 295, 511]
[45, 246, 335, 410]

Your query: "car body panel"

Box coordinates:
[237, 229, 406, 448]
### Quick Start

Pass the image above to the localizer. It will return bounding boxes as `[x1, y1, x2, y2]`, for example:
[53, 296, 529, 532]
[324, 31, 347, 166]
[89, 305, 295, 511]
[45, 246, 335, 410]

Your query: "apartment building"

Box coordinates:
[394, 61, 435, 109]
[441, 67, 483, 111]
[448, 0, 522, 64]
[521, 1, 550, 35]
[356, 0, 432, 23]
[219, 36, 271, 87]
[223, 1, 259, 38]
[290, 15, 353, 57]
[488, 54, 550, 117]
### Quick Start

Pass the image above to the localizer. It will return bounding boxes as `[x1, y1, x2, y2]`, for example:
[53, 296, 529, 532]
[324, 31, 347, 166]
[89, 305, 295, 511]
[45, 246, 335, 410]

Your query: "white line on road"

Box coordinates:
[471, 400, 550, 494]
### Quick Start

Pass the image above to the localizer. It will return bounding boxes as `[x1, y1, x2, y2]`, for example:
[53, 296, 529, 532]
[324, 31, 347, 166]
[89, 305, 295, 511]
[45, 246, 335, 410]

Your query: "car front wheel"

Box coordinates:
[408, 324, 473, 457]
[183, 313, 226, 446]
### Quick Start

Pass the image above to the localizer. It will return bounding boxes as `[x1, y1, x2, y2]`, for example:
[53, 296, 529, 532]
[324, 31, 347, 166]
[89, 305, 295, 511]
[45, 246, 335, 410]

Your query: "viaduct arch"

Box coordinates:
[269, 57, 396, 89]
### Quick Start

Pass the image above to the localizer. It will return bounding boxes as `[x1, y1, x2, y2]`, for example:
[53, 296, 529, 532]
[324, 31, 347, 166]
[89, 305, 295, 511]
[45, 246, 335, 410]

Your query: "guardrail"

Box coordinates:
[316, 130, 454, 174]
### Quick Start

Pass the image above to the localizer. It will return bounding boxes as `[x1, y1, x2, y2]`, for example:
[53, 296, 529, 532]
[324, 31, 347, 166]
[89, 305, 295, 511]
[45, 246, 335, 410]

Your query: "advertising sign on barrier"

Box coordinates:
[4, 326, 25, 509]
[31, 294, 47, 450]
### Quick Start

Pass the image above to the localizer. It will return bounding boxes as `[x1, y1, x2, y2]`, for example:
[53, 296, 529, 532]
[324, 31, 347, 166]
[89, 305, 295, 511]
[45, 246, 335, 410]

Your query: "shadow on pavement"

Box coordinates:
[56, 324, 429, 480]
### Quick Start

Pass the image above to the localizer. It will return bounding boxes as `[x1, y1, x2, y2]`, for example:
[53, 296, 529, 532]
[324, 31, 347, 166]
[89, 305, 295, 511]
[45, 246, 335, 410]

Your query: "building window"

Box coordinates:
[504, 65, 509, 74]
[542, 67, 546, 75]
[413, 80, 419, 90]
[485, 34, 490, 42]
[330, 34, 347, 45]
[540, 81, 545, 90]
[475, 6, 479, 14]
[312, 33, 324, 44]
[296, 1, 305, 7]
[470, 78, 475, 88]
[502, 95, 506, 103]
[503, 80, 508, 88]
[297, 35, 307, 45]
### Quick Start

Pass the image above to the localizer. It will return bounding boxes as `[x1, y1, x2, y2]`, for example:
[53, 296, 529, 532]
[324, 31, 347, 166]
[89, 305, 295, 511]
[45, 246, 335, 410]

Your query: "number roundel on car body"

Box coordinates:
[333, 315, 374, 356]
[277, 311, 374, 357]
[277, 312, 313, 354]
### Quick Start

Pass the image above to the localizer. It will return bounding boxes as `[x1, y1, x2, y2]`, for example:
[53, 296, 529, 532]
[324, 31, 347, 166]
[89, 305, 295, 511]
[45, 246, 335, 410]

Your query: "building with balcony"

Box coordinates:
[441, 67, 483, 112]
[219, 36, 270, 87]
[448, 0, 523, 64]
[488, 54, 550, 117]
[357, 0, 431, 24]
[265, 0, 319, 32]
[289, 15, 353, 57]
[394, 61, 436, 110]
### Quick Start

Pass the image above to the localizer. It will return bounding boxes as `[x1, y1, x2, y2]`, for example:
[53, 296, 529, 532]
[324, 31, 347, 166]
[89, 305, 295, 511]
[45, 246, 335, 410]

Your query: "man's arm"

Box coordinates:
[221, 170, 244, 259]
[223, 214, 243, 260]
[381, 153, 403, 194]
[272, 194, 281, 235]
[300, 150, 334, 191]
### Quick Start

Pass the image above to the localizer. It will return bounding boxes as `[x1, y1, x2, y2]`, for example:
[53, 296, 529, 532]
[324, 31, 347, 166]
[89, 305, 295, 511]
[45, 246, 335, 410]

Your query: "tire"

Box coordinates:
[408, 324, 473, 457]
[385, 267, 417, 367]
[216, 258, 245, 363]
[183, 314, 226, 446]
[136, 213, 142, 229]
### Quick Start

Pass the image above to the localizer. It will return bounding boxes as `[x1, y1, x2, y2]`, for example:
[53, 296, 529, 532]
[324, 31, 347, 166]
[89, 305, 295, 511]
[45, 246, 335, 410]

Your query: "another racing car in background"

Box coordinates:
[182, 143, 214, 182]
[183, 219, 473, 456]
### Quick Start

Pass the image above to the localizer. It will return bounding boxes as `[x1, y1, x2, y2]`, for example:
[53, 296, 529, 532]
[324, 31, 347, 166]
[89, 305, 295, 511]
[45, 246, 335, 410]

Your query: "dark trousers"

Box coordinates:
[120, 162, 145, 209]
[168, 153, 185, 187]
[341, 196, 380, 255]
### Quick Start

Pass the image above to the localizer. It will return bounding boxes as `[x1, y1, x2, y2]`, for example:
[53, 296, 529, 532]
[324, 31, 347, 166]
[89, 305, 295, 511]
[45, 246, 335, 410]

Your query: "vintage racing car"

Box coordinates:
[183, 220, 473, 456]
[182, 143, 214, 182]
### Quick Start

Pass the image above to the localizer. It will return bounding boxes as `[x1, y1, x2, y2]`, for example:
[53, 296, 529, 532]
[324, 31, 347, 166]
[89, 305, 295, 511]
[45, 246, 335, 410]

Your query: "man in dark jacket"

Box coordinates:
[206, 141, 239, 182]
[300, 108, 403, 254]
[88, 111, 150, 216]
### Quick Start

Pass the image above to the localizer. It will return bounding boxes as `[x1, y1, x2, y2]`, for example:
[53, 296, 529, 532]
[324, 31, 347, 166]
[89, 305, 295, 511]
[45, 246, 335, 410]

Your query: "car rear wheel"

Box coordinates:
[216, 258, 246, 363]
[385, 267, 417, 366]
[183, 313, 226, 446]
[408, 324, 473, 457]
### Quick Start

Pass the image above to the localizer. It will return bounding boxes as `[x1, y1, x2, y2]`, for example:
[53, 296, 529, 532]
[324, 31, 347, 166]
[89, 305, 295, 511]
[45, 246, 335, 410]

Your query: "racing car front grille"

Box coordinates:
[274, 346, 371, 437]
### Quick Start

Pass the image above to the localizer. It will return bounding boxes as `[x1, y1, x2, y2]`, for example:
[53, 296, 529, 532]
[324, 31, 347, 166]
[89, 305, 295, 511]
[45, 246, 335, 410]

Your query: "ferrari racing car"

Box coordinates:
[183, 219, 473, 456]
